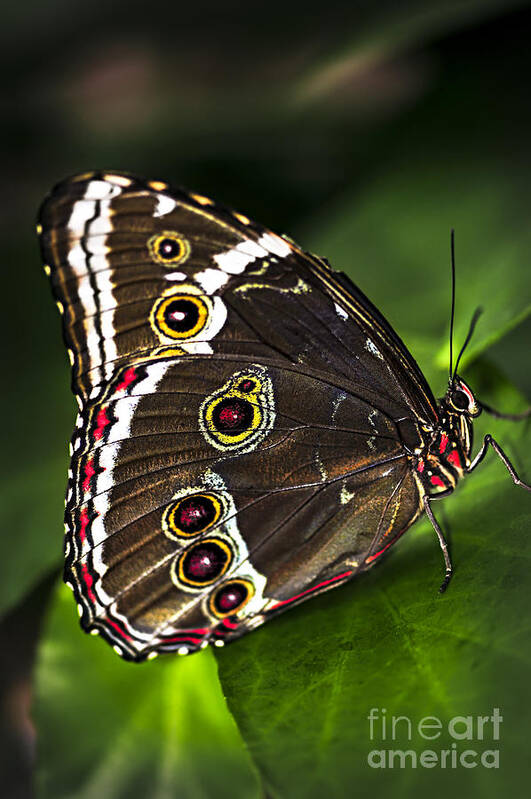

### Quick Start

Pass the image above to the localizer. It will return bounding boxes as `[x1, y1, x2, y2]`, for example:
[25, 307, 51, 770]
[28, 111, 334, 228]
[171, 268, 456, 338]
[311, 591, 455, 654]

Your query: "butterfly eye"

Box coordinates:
[210, 579, 254, 618]
[449, 380, 481, 416]
[174, 538, 233, 588]
[163, 493, 222, 539]
[148, 232, 191, 265]
[151, 294, 208, 339]
[451, 390, 469, 412]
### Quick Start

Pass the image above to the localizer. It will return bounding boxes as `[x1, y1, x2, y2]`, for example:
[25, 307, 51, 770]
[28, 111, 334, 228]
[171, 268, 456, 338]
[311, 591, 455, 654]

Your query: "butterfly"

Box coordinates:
[37, 171, 530, 661]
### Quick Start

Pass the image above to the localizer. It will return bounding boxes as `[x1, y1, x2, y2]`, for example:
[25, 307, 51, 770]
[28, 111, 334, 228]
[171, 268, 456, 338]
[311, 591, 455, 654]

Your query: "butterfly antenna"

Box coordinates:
[452, 307, 483, 380]
[449, 229, 456, 382]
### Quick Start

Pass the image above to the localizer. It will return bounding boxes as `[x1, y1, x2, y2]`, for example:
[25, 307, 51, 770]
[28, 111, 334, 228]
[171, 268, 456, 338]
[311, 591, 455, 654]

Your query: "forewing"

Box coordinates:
[38, 171, 438, 430]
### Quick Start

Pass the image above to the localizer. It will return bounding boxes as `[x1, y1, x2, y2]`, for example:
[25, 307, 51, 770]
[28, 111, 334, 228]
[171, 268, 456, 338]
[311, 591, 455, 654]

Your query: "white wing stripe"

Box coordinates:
[66, 181, 122, 387]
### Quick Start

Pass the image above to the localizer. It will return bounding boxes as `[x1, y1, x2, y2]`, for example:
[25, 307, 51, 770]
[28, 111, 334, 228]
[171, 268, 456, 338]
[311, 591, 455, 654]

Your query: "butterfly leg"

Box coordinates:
[468, 435, 531, 490]
[423, 495, 453, 593]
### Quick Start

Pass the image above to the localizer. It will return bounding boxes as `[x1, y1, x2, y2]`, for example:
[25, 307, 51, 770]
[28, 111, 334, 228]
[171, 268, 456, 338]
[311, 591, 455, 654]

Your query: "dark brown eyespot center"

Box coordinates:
[212, 398, 253, 435]
[164, 298, 200, 333]
[157, 237, 181, 259]
[213, 581, 250, 613]
[180, 540, 231, 585]
[174, 495, 218, 534]
[237, 379, 256, 393]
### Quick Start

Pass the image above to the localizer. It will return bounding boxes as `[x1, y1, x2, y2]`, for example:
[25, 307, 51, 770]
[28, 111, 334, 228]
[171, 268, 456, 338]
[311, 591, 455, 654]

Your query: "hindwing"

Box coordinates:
[66, 355, 420, 659]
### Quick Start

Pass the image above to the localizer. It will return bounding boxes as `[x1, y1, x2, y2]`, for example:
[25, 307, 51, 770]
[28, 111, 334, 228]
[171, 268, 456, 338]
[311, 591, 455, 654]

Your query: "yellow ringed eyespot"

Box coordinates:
[209, 579, 254, 618]
[163, 493, 223, 539]
[204, 395, 261, 444]
[148, 232, 191, 265]
[199, 366, 276, 453]
[151, 293, 208, 340]
[175, 538, 233, 588]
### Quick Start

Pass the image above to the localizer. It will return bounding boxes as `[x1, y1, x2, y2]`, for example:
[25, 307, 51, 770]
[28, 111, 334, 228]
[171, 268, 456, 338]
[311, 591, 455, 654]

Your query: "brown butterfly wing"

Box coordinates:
[38, 172, 431, 659]
[65, 355, 419, 659]
[38, 172, 437, 429]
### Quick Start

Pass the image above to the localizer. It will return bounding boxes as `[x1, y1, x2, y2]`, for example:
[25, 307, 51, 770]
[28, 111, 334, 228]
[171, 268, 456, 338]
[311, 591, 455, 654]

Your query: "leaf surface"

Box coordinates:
[34, 582, 260, 799]
[217, 364, 531, 799]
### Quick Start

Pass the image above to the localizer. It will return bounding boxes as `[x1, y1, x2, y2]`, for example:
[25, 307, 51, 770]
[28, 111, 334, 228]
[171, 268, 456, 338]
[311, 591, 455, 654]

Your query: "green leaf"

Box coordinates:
[33, 582, 260, 799]
[217, 363, 531, 799]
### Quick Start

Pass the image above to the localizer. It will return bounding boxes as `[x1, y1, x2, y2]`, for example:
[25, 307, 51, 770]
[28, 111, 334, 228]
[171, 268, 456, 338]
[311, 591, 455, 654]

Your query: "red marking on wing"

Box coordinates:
[417, 459, 425, 473]
[439, 433, 449, 453]
[367, 514, 422, 566]
[82, 458, 95, 493]
[366, 539, 396, 564]
[115, 367, 137, 393]
[447, 449, 461, 469]
[430, 475, 445, 488]
[93, 405, 110, 440]
[269, 570, 353, 611]
[79, 508, 90, 543]
[105, 617, 132, 642]
[161, 627, 209, 639]
[221, 617, 239, 630]
[159, 635, 204, 645]
[81, 563, 96, 603]
[218, 403, 246, 429]
[159, 627, 209, 645]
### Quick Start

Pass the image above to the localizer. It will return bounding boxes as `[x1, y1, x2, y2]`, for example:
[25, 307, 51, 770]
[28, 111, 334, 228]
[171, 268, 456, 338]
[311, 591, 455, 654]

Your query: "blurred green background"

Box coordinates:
[1, 1, 530, 797]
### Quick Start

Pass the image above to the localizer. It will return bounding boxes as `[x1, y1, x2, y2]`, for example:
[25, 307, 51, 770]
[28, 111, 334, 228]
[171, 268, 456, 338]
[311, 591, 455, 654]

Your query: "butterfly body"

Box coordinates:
[38, 171, 526, 661]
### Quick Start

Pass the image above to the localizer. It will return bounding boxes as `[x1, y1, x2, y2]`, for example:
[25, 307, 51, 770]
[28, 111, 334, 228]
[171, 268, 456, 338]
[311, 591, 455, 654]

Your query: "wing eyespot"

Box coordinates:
[148, 231, 191, 265]
[199, 366, 275, 452]
[163, 493, 223, 540]
[149, 284, 227, 347]
[236, 378, 256, 393]
[151, 294, 208, 340]
[172, 538, 233, 588]
[209, 579, 254, 618]
[206, 396, 260, 441]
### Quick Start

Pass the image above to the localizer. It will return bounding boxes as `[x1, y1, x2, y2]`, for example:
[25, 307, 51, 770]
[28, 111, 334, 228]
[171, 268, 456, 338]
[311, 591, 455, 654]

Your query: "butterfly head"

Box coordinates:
[445, 377, 482, 419]
[428, 377, 481, 477]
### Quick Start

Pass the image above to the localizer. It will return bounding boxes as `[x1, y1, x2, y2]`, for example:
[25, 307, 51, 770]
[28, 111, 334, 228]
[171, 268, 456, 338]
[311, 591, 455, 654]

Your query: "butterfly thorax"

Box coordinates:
[415, 377, 480, 496]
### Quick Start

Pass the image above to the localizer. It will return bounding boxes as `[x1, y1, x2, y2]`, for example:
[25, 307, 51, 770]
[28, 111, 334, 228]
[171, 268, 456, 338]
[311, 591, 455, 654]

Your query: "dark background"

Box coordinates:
[1, 2, 530, 796]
